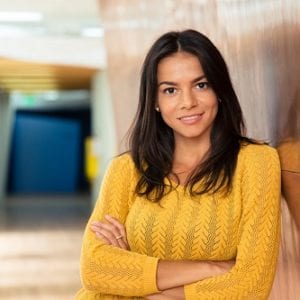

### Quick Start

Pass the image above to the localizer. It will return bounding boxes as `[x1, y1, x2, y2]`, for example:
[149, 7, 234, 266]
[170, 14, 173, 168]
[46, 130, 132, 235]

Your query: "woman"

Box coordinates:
[77, 29, 281, 299]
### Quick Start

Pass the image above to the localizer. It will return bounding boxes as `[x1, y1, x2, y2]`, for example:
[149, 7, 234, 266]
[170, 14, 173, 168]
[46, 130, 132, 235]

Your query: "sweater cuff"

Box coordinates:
[184, 282, 196, 300]
[143, 256, 160, 294]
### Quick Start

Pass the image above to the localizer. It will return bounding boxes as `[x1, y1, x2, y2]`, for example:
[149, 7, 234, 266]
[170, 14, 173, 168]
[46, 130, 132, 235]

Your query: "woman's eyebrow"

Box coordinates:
[158, 81, 177, 87]
[158, 75, 207, 87]
[192, 75, 206, 83]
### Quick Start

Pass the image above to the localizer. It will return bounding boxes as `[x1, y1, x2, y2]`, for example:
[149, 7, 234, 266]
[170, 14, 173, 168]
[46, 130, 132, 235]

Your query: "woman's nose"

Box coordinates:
[180, 90, 198, 109]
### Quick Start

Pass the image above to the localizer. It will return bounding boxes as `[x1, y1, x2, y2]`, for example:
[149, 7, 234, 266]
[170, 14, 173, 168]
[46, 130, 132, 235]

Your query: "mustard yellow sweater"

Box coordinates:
[77, 144, 281, 299]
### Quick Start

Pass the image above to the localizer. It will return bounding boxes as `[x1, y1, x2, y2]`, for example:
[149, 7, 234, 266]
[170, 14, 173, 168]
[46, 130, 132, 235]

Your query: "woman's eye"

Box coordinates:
[196, 82, 209, 89]
[163, 87, 176, 95]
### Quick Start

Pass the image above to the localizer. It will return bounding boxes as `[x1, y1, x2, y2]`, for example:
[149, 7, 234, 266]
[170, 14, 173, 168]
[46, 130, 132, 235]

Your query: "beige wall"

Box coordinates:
[99, 0, 299, 150]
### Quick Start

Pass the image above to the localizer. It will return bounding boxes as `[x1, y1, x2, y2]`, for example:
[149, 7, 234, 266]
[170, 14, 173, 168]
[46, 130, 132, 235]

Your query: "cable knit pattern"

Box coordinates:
[77, 144, 281, 300]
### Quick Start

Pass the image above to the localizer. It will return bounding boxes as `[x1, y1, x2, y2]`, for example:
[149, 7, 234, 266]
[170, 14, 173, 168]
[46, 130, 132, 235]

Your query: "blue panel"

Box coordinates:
[11, 115, 81, 193]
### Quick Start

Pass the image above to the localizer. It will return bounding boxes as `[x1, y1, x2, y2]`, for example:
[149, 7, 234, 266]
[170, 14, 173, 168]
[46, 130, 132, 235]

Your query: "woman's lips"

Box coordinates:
[178, 113, 204, 124]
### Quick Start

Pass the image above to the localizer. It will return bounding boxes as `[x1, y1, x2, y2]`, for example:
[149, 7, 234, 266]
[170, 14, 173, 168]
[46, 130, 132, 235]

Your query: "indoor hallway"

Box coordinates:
[0, 194, 91, 300]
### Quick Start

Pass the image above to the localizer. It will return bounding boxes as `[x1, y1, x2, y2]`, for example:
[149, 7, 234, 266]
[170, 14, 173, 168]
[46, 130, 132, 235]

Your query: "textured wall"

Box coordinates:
[99, 1, 300, 297]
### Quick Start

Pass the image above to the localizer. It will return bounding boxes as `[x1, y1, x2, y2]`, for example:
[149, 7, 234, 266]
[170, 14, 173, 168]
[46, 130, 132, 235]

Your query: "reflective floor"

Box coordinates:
[0, 194, 91, 300]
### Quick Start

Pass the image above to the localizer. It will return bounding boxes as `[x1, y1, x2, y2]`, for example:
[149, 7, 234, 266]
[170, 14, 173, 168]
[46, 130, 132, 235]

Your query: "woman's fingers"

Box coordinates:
[115, 235, 129, 250]
[90, 217, 129, 250]
[91, 223, 119, 247]
[104, 215, 128, 243]
[94, 231, 111, 245]
[94, 221, 121, 239]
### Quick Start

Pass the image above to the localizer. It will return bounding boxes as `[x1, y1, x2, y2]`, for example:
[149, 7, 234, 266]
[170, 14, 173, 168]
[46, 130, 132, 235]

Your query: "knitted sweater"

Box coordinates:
[77, 144, 281, 299]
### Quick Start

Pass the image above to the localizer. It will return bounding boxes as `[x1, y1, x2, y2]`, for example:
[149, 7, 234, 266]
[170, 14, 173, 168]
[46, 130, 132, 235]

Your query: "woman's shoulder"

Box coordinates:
[235, 143, 281, 184]
[108, 152, 136, 173]
[238, 142, 280, 166]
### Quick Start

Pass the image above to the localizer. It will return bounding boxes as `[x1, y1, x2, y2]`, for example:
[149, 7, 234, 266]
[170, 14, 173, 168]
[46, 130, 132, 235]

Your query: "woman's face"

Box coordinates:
[156, 51, 218, 144]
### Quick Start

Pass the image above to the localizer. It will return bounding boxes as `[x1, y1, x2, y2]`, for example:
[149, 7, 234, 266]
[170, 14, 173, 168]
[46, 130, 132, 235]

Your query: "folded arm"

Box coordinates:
[183, 146, 281, 299]
[80, 156, 159, 297]
[81, 155, 236, 298]
[92, 215, 235, 299]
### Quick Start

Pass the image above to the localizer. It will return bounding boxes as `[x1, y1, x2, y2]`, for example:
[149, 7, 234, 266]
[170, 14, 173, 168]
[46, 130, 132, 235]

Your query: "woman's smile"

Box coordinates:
[177, 112, 205, 124]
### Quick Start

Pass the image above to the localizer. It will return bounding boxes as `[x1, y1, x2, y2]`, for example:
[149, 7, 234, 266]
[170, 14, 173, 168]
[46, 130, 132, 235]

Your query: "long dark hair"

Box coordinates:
[129, 29, 254, 201]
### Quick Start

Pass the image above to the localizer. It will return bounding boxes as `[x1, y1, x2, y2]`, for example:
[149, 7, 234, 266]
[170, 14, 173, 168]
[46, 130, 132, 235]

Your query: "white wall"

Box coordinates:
[0, 36, 106, 69]
[90, 71, 117, 204]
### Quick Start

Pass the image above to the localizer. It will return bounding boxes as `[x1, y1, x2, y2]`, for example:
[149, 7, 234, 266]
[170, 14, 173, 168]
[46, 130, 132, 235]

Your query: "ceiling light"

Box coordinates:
[81, 27, 104, 38]
[0, 12, 43, 22]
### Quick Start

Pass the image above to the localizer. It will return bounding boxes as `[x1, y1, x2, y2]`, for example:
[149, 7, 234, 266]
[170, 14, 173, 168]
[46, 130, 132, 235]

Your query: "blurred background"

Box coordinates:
[0, 0, 299, 299]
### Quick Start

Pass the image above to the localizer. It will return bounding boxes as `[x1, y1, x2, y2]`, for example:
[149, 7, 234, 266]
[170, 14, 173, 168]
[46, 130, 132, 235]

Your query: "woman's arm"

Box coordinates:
[92, 216, 235, 293]
[156, 260, 234, 291]
[183, 146, 281, 299]
[145, 260, 234, 299]
[146, 286, 185, 300]
[85, 152, 235, 299]
[79, 155, 160, 297]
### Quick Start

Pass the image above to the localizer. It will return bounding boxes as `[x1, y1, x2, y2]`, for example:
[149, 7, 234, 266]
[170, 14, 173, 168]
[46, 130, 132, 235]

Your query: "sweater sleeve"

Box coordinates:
[79, 154, 159, 297]
[184, 145, 281, 299]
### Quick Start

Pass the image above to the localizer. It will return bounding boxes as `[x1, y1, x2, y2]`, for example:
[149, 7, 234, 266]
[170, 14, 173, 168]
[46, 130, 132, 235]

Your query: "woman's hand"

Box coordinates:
[146, 286, 185, 300]
[207, 260, 235, 276]
[90, 215, 129, 250]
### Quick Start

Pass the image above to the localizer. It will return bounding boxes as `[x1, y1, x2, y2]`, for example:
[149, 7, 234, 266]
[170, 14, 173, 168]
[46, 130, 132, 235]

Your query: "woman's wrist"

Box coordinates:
[156, 260, 212, 290]
[156, 259, 235, 291]
[204, 260, 235, 278]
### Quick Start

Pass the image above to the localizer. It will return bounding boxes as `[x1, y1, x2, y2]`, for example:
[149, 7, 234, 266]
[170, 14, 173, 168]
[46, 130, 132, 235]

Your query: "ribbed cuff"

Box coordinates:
[184, 283, 196, 300]
[142, 256, 160, 294]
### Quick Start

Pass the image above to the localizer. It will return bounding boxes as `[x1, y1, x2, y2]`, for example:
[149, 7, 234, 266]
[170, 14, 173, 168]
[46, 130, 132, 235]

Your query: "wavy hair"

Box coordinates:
[128, 29, 254, 201]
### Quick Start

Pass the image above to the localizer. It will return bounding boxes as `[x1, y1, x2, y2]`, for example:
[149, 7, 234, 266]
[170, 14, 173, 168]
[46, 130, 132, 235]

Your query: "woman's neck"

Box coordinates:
[172, 137, 211, 174]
